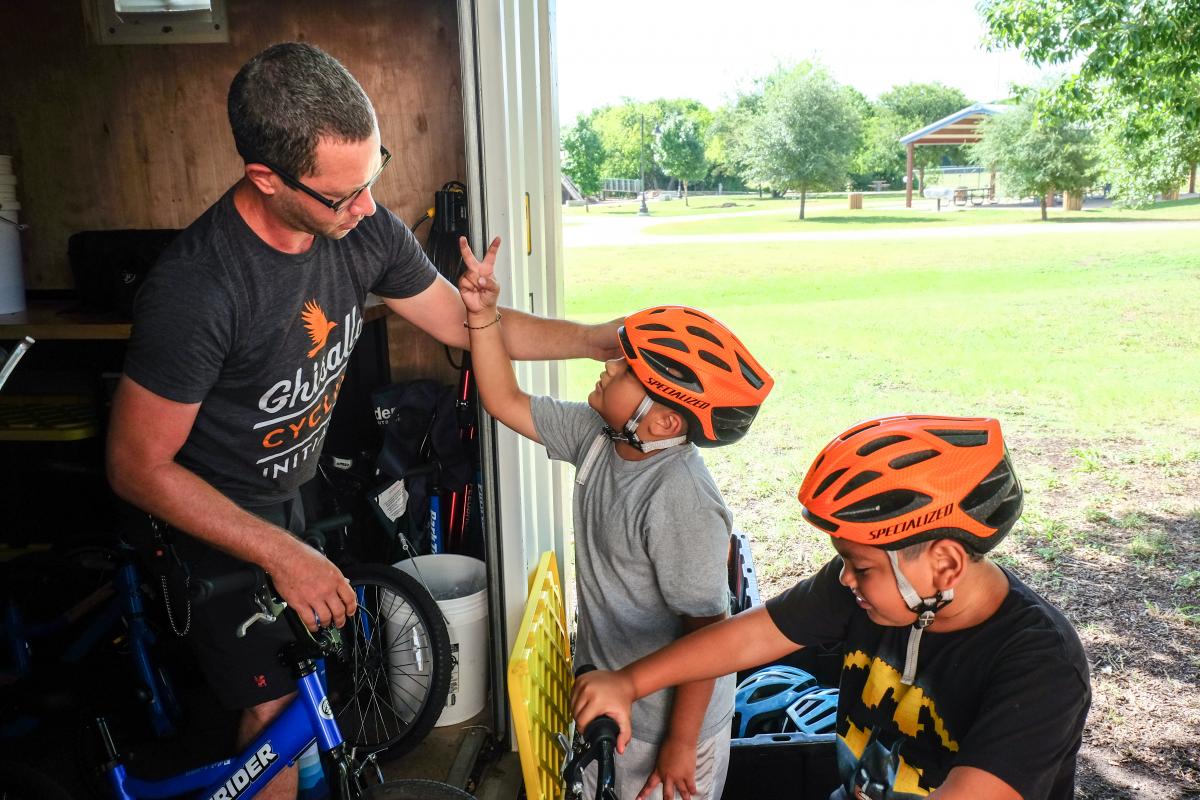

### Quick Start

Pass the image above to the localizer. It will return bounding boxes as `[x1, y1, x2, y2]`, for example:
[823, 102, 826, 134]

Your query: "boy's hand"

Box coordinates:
[457, 236, 502, 315]
[571, 668, 636, 753]
[640, 737, 699, 800]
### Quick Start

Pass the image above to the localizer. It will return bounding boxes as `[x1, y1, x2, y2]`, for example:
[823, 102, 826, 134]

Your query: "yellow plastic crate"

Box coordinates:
[508, 551, 573, 800]
[0, 396, 100, 441]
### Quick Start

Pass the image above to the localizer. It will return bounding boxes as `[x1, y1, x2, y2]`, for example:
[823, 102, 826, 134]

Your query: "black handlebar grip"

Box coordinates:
[583, 715, 619, 747]
[188, 567, 265, 604]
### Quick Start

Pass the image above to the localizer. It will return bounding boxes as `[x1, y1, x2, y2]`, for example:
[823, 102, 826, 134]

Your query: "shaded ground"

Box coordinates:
[739, 433, 1200, 799]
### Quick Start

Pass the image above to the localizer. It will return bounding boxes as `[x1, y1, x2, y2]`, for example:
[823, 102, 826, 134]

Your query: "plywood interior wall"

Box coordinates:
[0, 0, 466, 381]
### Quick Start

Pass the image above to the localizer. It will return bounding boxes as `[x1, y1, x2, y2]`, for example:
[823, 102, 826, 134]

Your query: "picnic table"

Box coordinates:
[869, 180, 890, 192]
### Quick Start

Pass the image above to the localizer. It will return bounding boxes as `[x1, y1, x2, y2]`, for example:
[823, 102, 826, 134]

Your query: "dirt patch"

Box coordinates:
[731, 432, 1200, 799]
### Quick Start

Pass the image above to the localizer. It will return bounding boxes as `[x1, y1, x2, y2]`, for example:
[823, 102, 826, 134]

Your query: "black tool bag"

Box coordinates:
[67, 229, 181, 318]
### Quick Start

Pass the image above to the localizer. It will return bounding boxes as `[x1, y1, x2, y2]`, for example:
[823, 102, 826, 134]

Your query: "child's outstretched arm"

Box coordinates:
[572, 605, 799, 752]
[458, 237, 540, 444]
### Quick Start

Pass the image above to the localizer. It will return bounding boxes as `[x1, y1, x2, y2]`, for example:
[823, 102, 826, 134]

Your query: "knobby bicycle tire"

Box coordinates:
[0, 760, 75, 800]
[326, 564, 452, 762]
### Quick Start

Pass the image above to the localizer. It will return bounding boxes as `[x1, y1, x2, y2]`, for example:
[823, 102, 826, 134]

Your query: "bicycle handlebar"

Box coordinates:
[187, 566, 265, 605]
[565, 664, 619, 800]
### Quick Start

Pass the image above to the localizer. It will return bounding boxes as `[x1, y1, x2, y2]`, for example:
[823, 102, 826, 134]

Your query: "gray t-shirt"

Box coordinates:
[124, 187, 437, 506]
[531, 396, 735, 744]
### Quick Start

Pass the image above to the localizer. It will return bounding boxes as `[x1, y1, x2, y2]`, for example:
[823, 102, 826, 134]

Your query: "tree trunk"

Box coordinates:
[799, 185, 807, 220]
[1040, 195, 1047, 221]
[1190, 163, 1196, 194]
[683, 180, 689, 206]
[918, 165, 926, 198]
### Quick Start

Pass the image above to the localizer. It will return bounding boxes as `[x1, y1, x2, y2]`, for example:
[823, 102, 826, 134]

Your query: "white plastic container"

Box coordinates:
[394, 554, 489, 726]
[0, 206, 25, 315]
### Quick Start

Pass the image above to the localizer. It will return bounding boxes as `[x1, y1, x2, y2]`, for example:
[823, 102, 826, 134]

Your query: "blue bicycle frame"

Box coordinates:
[1, 550, 178, 739]
[104, 666, 343, 800]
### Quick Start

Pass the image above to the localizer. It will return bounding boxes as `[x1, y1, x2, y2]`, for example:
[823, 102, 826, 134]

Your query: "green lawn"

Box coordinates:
[641, 197, 1200, 235]
[561, 223, 1200, 576]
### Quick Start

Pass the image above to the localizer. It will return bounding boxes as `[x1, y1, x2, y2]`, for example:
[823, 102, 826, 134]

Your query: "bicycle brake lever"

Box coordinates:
[235, 594, 288, 638]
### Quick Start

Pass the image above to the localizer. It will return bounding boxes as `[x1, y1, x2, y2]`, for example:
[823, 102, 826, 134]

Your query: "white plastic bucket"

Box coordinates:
[394, 554, 488, 726]
[0, 208, 25, 315]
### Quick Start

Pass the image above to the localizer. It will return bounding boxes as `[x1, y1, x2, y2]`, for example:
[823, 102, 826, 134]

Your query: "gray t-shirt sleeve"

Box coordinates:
[368, 208, 440, 299]
[530, 395, 603, 464]
[644, 466, 733, 618]
[124, 257, 234, 404]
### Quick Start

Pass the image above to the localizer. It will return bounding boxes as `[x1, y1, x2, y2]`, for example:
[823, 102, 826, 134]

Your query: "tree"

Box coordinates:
[979, 1, 1200, 205]
[733, 63, 862, 219]
[652, 114, 708, 205]
[980, 0, 1200, 133]
[878, 82, 971, 194]
[969, 101, 1099, 220]
[1098, 103, 1196, 208]
[561, 116, 605, 211]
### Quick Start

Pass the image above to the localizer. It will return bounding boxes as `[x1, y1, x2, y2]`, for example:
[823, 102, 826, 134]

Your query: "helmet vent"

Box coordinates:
[833, 490, 932, 523]
[802, 508, 840, 532]
[635, 323, 673, 332]
[889, 449, 940, 470]
[961, 459, 1016, 524]
[682, 308, 713, 321]
[686, 325, 724, 347]
[840, 420, 881, 440]
[699, 350, 732, 372]
[649, 337, 689, 353]
[856, 435, 910, 457]
[642, 350, 702, 392]
[812, 467, 847, 499]
[736, 354, 766, 390]
[926, 428, 988, 447]
[709, 405, 760, 445]
[834, 470, 882, 501]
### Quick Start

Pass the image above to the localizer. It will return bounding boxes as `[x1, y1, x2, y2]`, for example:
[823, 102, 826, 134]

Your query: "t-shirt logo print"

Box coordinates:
[302, 300, 338, 357]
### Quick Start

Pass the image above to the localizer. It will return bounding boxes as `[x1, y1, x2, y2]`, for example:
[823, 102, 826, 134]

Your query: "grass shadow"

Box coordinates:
[800, 215, 946, 225]
[1048, 215, 1195, 224]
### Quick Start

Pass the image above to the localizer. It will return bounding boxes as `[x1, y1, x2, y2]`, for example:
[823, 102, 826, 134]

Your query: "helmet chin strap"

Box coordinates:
[604, 395, 687, 454]
[886, 550, 954, 685]
[577, 396, 687, 487]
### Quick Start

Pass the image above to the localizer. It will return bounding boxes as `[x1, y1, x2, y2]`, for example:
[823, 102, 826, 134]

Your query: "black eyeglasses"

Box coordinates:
[258, 146, 391, 213]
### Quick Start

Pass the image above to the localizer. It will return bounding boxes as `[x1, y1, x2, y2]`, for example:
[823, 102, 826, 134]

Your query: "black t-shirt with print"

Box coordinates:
[765, 558, 1090, 800]
[124, 187, 437, 507]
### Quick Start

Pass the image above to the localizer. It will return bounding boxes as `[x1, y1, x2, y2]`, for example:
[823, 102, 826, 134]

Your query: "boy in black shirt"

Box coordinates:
[573, 415, 1090, 799]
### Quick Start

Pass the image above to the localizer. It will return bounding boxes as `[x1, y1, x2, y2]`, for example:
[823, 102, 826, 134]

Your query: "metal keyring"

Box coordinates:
[313, 610, 322, 628]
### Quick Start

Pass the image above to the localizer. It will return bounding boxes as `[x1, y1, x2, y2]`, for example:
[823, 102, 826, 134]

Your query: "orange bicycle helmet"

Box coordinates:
[798, 415, 1023, 553]
[618, 306, 774, 447]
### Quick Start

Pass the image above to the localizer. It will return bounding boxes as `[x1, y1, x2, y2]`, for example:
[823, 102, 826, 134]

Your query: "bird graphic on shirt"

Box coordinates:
[302, 300, 338, 358]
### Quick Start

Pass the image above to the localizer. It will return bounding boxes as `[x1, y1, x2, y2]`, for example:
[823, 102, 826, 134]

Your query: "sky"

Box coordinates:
[555, 0, 1073, 124]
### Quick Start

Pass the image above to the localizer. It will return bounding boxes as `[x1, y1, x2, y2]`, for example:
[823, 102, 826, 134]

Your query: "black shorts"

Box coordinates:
[173, 497, 305, 710]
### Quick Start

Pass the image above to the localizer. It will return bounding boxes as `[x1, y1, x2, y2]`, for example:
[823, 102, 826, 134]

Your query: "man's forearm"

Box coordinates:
[496, 306, 594, 360]
[110, 458, 296, 570]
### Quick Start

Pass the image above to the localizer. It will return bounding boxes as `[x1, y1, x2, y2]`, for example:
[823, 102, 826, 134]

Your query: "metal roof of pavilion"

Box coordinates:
[899, 102, 1009, 146]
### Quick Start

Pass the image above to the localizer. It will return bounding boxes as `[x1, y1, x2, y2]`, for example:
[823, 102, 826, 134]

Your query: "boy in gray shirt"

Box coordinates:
[457, 237, 774, 799]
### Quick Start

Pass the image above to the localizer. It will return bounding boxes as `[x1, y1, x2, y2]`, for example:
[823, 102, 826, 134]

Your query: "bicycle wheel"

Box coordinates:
[0, 761, 75, 800]
[327, 564, 452, 761]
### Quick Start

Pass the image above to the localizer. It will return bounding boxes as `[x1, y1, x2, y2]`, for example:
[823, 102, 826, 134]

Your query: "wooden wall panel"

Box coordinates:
[0, 0, 466, 291]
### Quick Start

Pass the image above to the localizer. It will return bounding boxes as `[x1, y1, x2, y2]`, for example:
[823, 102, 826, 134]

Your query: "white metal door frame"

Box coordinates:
[458, 0, 567, 749]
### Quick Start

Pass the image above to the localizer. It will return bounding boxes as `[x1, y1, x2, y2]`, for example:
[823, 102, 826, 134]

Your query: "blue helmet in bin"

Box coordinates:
[732, 666, 820, 738]
[785, 686, 839, 735]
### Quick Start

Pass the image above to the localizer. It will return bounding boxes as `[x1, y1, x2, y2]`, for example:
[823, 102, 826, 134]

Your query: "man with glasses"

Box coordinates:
[106, 42, 618, 799]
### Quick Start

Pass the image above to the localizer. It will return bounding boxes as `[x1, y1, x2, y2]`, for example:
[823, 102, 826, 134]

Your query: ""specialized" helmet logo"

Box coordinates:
[866, 503, 953, 541]
[645, 376, 710, 409]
